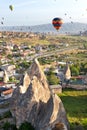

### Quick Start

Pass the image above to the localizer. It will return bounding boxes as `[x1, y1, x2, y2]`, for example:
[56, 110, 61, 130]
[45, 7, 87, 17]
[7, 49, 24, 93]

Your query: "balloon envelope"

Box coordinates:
[1, 21, 3, 25]
[9, 5, 13, 11]
[52, 17, 63, 30]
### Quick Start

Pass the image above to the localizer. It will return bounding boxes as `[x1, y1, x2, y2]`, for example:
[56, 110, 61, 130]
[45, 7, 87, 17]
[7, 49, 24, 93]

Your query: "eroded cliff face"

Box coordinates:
[10, 58, 70, 130]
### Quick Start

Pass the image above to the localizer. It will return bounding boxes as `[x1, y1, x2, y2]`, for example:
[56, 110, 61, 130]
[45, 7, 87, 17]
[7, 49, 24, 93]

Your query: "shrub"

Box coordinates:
[70, 65, 79, 76]
[19, 122, 35, 130]
[3, 122, 11, 130]
[46, 72, 60, 85]
[3, 122, 17, 130]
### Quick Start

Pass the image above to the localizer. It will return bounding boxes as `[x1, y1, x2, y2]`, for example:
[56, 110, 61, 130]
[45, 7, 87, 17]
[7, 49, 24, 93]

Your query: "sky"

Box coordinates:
[0, 0, 87, 26]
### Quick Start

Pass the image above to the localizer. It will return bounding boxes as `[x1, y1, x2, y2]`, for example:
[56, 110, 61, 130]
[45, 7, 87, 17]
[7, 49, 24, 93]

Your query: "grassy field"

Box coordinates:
[58, 88, 87, 130]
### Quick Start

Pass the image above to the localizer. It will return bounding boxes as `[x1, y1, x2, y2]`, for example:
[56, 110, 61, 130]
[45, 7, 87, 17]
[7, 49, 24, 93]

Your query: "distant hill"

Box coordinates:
[82, 30, 87, 36]
[31, 22, 87, 34]
[0, 22, 87, 34]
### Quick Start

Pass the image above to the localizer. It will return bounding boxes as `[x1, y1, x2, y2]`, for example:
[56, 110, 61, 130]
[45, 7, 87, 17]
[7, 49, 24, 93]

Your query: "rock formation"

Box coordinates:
[64, 63, 71, 81]
[10, 58, 70, 130]
[3, 70, 9, 83]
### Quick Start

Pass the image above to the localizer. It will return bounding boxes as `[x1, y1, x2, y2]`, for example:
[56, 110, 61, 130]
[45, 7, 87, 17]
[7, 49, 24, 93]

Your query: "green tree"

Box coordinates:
[46, 68, 60, 85]
[19, 61, 31, 69]
[84, 63, 87, 74]
[80, 62, 87, 74]
[7, 54, 12, 59]
[70, 65, 79, 76]
[83, 43, 87, 49]
[3, 122, 11, 130]
[19, 122, 35, 130]
[47, 74, 60, 85]
[3, 122, 17, 130]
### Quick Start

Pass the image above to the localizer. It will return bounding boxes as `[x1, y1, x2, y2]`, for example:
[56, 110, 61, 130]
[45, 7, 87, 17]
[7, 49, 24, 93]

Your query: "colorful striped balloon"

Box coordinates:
[52, 17, 63, 30]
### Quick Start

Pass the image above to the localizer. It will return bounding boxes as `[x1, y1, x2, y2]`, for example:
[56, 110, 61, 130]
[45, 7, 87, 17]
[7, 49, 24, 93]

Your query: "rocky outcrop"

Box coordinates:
[3, 70, 9, 83]
[64, 63, 71, 81]
[10, 58, 70, 130]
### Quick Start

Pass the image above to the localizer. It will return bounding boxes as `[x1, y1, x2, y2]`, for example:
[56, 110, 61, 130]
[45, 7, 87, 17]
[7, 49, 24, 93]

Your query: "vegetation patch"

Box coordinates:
[2, 121, 35, 130]
[58, 88, 87, 130]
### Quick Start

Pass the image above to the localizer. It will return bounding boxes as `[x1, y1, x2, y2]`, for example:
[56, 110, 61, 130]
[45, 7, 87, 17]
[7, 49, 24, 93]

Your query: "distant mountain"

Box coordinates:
[0, 22, 87, 34]
[31, 22, 87, 34]
[82, 30, 87, 36]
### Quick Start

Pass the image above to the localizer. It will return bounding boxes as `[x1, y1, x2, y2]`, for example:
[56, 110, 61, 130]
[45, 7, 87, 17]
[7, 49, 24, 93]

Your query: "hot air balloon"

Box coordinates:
[52, 17, 63, 31]
[2, 17, 4, 20]
[64, 13, 67, 16]
[1, 21, 3, 25]
[9, 5, 13, 11]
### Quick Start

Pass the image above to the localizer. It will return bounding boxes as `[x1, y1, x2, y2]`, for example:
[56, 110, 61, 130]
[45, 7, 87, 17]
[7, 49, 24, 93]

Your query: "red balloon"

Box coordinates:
[52, 17, 63, 30]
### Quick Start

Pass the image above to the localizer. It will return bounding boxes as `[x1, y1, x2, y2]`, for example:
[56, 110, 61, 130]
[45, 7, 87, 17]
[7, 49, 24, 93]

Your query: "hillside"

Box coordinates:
[0, 22, 87, 34]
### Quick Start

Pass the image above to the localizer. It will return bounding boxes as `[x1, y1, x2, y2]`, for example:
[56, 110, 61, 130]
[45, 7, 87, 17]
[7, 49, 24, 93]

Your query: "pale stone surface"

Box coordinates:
[19, 72, 30, 94]
[10, 58, 70, 130]
[3, 70, 9, 83]
[64, 63, 71, 80]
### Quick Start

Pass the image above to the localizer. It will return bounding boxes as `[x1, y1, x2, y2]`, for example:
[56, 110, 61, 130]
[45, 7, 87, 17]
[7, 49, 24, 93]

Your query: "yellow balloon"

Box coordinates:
[9, 5, 13, 11]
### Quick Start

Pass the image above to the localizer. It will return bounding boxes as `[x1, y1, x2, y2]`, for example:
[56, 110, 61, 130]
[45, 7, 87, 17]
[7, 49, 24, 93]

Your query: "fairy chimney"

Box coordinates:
[64, 63, 71, 81]
[10, 58, 70, 130]
[3, 70, 9, 83]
